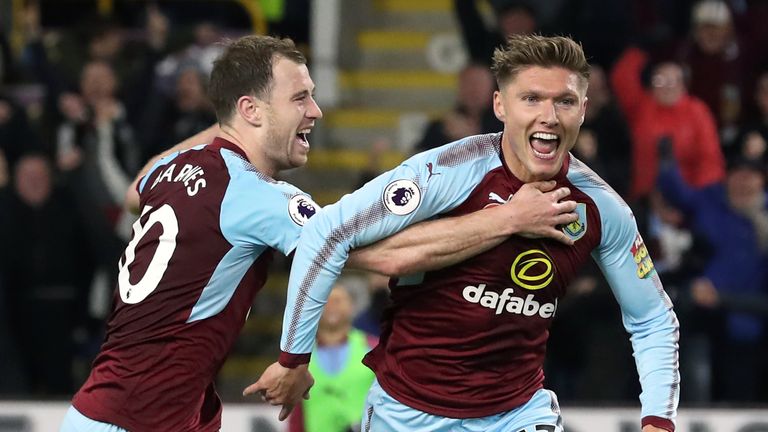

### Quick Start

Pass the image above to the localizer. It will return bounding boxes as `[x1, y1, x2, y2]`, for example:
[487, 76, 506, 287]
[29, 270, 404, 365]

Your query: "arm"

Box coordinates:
[591, 192, 679, 431]
[656, 155, 698, 214]
[453, 0, 496, 64]
[610, 47, 649, 123]
[244, 139, 576, 416]
[125, 123, 219, 213]
[347, 181, 578, 276]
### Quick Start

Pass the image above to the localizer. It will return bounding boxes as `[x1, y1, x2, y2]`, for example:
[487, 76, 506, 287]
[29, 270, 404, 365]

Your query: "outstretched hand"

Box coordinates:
[506, 180, 579, 245]
[243, 362, 313, 421]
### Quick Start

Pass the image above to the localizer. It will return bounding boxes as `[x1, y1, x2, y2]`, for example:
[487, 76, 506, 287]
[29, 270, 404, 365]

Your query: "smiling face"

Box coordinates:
[261, 57, 322, 173]
[493, 66, 587, 182]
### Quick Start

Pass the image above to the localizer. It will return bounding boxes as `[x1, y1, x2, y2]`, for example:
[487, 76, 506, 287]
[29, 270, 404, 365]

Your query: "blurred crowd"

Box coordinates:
[0, 0, 767, 409]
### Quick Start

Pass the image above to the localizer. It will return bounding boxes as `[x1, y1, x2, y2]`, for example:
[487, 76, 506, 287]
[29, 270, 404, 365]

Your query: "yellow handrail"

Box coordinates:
[234, 0, 267, 35]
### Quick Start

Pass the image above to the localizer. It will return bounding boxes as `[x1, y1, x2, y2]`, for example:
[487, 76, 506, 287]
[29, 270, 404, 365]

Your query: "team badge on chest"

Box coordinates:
[562, 202, 588, 241]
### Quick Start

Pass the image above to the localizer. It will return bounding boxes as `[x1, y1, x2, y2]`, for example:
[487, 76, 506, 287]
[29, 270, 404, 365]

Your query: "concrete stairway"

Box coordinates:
[285, 0, 466, 206]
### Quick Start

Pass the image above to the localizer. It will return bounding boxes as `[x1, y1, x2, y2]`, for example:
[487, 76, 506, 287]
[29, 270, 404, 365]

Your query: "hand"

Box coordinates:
[691, 277, 719, 308]
[0, 100, 12, 125]
[58, 93, 87, 123]
[243, 362, 313, 421]
[93, 98, 119, 126]
[57, 145, 83, 171]
[656, 136, 674, 163]
[21, 0, 41, 39]
[146, 3, 169, 50]
[504, 180, 579, 245]
[442, 111, 479, 140]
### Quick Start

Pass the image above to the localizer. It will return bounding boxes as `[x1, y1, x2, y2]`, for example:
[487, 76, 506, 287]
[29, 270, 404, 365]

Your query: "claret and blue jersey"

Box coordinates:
[280, 132, 680, 429]
[72, 138, 318, 432]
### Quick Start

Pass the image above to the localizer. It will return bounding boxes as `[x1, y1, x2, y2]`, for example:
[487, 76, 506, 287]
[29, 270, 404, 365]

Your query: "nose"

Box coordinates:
[308, 96, 323, 119]
[539, 100, 558, 127]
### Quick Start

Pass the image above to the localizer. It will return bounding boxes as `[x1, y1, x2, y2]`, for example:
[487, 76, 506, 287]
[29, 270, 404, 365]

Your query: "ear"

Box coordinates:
[236, 95, 262, 127]
[493, 90, 505, 122]
[580, 96, 588, 125]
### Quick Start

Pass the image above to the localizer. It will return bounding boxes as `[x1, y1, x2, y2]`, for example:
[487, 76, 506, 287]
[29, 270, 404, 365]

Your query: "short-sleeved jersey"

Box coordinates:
[73, 138, 318, 432]
[280, 133, 679, 430]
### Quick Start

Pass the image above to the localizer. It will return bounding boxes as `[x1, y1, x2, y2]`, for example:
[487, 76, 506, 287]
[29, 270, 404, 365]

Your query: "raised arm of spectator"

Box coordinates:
[454, 0, 495, 64]
[655, 140, 698, 214]
[610, 47, 650, 123]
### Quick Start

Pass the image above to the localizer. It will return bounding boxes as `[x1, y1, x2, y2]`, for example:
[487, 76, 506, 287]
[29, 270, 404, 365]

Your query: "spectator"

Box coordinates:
[611, 45, 725, 201]
[572, 65, 633, 197]
[0, 153, 94, 395]
[19, 3, 170, 142]
[734, 70, 768, 167]
[414, 63, 500, 153]
[0, 94, 44, 170]
[288, 283, 377, 432]
[55, 60, 139, 321]
[454, 0, 537, 65]
[0, 150, 28, 396]
[658, 154, 768, 402]
[138, 65, 216, 160]
[677, 0, 758, 149]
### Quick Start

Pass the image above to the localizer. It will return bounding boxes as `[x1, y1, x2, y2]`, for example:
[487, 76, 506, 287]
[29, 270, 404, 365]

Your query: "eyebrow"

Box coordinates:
[291, 89, 313, 99]
[517, 89, 579, 99]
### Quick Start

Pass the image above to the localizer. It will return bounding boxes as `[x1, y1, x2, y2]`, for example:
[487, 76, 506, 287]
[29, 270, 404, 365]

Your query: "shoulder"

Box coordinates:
[685, 95, 712, 114]
[566, 156, 635, 239]
[417, 132, 502, 167]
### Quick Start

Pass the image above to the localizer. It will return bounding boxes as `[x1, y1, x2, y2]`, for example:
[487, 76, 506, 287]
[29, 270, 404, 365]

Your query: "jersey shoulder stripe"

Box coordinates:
[138, 144, 207, 193]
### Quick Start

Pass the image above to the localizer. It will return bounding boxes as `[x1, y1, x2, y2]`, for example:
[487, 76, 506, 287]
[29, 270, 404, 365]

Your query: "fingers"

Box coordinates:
[548, 187, 572, 202]
[548, 230, 575, 246]
[278, 404, 294, 421]
[554, 208, 579, 224]
[242, 381, 266, 396]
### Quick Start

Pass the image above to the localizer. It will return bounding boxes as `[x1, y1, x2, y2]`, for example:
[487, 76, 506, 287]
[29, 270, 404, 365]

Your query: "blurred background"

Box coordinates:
[0, 0, 767, 430]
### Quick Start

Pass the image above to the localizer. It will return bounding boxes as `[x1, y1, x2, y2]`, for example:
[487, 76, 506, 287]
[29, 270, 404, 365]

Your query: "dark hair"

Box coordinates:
[491, 34, 590, 87]
[208, 35, 306, 124]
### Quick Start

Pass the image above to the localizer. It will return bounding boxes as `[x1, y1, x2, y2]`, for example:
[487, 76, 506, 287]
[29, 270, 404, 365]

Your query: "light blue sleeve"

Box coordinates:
[185, 150, 317, 323]
[219, 149, 315, 256]
[280, 135, 503, 356]
[570, 161, 680, 424]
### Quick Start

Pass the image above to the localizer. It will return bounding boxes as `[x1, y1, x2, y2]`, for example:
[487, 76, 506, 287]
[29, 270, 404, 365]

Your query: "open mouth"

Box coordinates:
[296, 129, 311, 148]
[529, 132, 560, 160]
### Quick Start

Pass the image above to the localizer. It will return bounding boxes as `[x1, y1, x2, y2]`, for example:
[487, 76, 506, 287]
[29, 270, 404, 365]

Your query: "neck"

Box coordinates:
[219, 125, 278, 178]
[501, 134, 534, 182]
[317, 325, 351, 346]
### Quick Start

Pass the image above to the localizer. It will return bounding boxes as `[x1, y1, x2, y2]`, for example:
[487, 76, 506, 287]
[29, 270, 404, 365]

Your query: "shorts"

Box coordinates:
[59, 405, 128, 432]
[361, 379, 563, 432]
